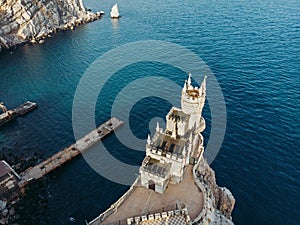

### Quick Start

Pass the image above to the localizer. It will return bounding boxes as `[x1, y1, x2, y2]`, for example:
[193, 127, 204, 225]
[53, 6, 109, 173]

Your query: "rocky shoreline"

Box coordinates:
[0, 152, 45, 225]
[0, 178, 50, 225]
[0, 199, 18, 225]
[195, 158, 235, 224]
[0, 0, 104, 51]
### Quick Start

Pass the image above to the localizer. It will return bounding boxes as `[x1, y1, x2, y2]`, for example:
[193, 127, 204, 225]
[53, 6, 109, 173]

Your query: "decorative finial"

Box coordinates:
[183, 80, 187, 91]
[156, 122, 160, 133]
[201, 75, 207, 95]
[147, 134, 151, 145]
[187, 73, 192, 87]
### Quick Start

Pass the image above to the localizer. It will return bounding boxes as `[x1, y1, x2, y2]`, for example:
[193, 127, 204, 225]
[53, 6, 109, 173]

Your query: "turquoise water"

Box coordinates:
[0, 0, 300, 224]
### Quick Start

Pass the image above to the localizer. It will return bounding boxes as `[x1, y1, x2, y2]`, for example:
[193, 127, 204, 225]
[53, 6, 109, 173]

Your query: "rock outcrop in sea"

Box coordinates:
[0, 0, 102, 51]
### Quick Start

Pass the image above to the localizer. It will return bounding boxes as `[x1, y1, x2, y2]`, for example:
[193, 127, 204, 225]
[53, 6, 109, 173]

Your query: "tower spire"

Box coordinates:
[156, 122, 160, 133]
[187, 73, 192, 87]
[201, 75, 207, 95]
[183, 80, 187, 91]
[147, 134, 151, 145]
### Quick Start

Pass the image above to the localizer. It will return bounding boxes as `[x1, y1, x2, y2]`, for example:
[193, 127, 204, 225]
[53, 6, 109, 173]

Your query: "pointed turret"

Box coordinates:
[181, 74, 206, 131]
[201, 75, 207, 95]
[182, 80, 187, 93]
[156, 122, 160, 133]
[147, 134, 151, 145]
[187, 73, 192, 88]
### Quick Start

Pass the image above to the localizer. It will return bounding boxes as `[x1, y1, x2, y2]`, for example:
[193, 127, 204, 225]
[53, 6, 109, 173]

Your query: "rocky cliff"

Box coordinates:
[196, 158, 236, 224]
[0, 0, 102, 50]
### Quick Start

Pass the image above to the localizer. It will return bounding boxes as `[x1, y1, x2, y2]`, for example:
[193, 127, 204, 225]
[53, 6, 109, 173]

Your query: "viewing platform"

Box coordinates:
[89, 165, 204, 225]
[0, 101, 37, 126]
[18, 117, 123, 187]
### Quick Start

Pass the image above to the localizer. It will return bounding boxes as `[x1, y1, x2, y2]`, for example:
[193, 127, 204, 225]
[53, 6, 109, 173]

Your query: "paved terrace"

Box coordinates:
[100, 165, 204, 224]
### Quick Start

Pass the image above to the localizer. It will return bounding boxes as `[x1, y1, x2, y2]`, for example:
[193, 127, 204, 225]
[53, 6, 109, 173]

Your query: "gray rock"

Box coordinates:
[218, 187, 235, 218]
[0, 218, 7, 225]
[197, 158, 235, 219]
[0, 0, 101, 50]
[2, 208, 8, 217]
[9, 207, 16, 216]
[0, 200, 7, 211]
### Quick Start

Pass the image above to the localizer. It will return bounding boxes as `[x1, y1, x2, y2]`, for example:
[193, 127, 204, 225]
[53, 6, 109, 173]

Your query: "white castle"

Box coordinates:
[139, 74, 207, 193]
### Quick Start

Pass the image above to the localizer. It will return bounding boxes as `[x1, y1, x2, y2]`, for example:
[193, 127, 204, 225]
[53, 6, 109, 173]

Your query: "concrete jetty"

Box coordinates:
[0, 101, 37, 126]
[18, 117, 123, 187]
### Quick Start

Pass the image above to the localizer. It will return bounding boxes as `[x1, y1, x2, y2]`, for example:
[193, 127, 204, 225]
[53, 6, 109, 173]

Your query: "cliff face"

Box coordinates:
[196, 158, 235, 224]
[0, 0, 100, 50]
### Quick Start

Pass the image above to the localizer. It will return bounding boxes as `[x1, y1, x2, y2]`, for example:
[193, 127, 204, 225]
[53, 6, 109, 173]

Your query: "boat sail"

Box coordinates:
[110, 3, 120, 19]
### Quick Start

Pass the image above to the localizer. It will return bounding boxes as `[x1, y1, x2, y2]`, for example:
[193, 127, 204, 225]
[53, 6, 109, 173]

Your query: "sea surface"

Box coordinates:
[0, 0, 299, 224]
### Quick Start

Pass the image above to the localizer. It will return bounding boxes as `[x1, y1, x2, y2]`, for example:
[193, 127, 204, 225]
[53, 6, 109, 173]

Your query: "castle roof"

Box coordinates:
[166, 107, 190, 122]
[140, 157, 171, 179]
[150, 132, 187, 158]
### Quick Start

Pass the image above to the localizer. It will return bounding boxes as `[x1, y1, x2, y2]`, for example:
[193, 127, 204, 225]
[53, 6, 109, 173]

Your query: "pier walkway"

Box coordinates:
[0, 101, 37, 126]
[18, 117, 123, 187]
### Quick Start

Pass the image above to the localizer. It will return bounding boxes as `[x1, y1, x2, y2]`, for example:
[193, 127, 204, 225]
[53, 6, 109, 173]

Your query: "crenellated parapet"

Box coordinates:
[181, 74, 207, 131]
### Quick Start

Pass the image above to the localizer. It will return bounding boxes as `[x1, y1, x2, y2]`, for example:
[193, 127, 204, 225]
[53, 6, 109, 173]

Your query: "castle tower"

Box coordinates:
[165, 107, 190, 138]
[181, 74, 206, 131]
[139, 74, 207, 194]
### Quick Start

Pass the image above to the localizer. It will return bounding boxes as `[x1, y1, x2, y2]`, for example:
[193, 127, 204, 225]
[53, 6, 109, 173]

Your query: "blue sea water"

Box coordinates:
[0, 0, 300, 224]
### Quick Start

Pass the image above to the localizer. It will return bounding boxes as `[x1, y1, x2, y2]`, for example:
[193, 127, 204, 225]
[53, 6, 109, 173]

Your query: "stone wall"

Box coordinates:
[0, 0, 102, 50]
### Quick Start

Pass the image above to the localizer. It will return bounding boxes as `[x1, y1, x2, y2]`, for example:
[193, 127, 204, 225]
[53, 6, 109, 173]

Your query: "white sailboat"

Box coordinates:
[110, 3, 120, 19]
